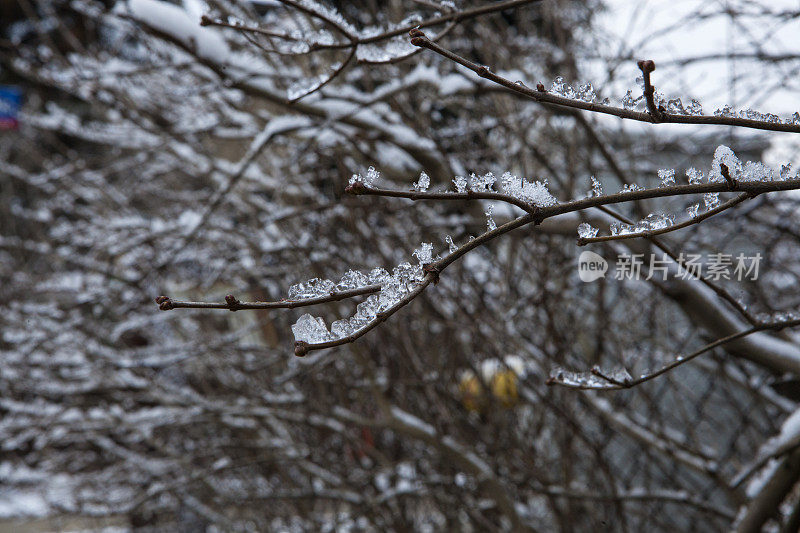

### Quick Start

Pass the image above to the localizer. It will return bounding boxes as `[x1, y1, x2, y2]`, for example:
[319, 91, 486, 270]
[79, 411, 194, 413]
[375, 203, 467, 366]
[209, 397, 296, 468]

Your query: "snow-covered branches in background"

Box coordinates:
[2, 0, 800, 531]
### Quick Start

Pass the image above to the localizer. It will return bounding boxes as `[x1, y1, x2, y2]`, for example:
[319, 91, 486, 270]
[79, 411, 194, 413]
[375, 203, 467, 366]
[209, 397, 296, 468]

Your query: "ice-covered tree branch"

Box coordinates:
[409, 30, 800, 133]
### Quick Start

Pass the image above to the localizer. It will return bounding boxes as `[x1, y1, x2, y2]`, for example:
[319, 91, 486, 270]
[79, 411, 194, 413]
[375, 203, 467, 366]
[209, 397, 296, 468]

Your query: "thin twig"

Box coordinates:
[156, 284, 381, 312]
[344, 181, 539, 213]
[548, 317, 800, 390]
[637, 59, 663, 122]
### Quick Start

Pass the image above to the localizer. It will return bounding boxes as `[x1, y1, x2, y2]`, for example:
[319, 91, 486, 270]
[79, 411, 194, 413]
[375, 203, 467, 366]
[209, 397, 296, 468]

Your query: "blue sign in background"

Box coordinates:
[0, 86, 22, 129]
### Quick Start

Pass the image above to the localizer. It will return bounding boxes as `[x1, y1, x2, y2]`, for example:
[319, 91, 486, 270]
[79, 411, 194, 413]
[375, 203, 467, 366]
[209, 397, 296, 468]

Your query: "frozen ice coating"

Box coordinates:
[703, 192, 720, 210]
[621, 89, 637, 110]
[485, 205, 496, 231]
[452, 175, 468, 193]
[297, 251, 432, 343]
[445, 235, 458, 254]
[413, 171, 430, 192]
[412, 243, 433, 265]
[687, 203, 700, 218]
[621, 183, 644, 193]
[577, 82, 596, 103]
[577, 222, 598, 239]
[708, 146, 741, 182]
[367, 267, 391, 285]
[288, 277, 335, 300]
[348, 166, 380, 186]
[500, 173, 558, 207]
[658, 169, 675, 187]
[336, 270, 369, 291]
[469, 172, 495, 192]
[636, 213, 674, 232]
[589, 176, 603, 197]
[292, 314, 334, 343]
[291, 270, 374, 300]
[685, 168, 703, 185]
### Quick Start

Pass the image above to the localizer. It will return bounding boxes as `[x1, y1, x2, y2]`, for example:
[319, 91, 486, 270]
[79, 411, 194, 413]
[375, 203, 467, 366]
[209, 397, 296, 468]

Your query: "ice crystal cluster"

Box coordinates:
[577, 222, 598, 239]
[499, 172, 558, 206]
[610, 213, 674, 236]
[714, 107, 799, 124]
[291, 243, 436, 344]
[658, 169, 675, 186]
[549, 77, 608, 104]
[413, 171, 430, 192]
[447, 170, 558, 207]
[349, 166, 380, 186]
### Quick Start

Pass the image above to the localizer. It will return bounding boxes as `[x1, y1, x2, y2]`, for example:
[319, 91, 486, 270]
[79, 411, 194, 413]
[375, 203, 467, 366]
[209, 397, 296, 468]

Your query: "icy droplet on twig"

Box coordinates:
[336, 270, 369, 291]
[349, 165, 380, 186]
[288, 278, 335, 300]
[687, 99, 703, 116]
[610, 222, 635, 236]
[639, 213, 674, 231]
[331, 318, 355, 339]
[714, 105, 735, 118]
[413, 171, 430, 192]
[658, 169, 675, 186]
[577, 222, 598, 239]
[445, 235, 458, 254]
[469, 171, 495, 192]
[666, 98, 687, 115]
[589, 176, 603, 197]
[550, 76, 566, 96]
[292, 314, 334, 343]
[780, 164, 792, 181]
[485, 205, 496, 231]
[368, 267, 390, 285]
[578, 82, 596, 103]
[621, 183, 644, 193]
[621, 89, 636, 110]
[412, 242, 433, 265]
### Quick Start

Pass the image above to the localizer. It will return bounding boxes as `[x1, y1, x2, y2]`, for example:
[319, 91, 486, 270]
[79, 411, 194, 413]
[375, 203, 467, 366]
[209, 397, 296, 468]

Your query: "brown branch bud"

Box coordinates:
[225, 294, 240, 311]
[536, 83, 545, 92]
[720, 163, 737, 189]
[345, 181, 367, 195]
[409, 28, 428, 47]
[294, 341, 309, 357]
[155, 295, 174, 311]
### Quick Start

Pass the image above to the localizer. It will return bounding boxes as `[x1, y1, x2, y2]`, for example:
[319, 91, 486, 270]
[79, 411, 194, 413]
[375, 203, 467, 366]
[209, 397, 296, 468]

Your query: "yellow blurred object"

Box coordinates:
[491, 369, 519, 407]
[458, 357, 523, 412]
[459, 374, 484, 412]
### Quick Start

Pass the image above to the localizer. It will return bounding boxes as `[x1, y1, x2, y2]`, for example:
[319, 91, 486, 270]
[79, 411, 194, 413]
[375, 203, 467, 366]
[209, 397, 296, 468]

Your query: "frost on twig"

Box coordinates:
[578, 146, 799, 243]
[291, 243, 437, 347]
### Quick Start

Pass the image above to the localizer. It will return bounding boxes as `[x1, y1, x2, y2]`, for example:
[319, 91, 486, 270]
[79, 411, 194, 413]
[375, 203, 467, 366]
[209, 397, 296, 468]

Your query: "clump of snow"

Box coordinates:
[122, 0, 230, 64]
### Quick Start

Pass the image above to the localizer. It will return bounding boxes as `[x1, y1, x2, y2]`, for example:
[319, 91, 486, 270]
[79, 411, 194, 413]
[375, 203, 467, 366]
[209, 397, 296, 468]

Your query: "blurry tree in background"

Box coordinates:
[2, 0, 800, 531]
